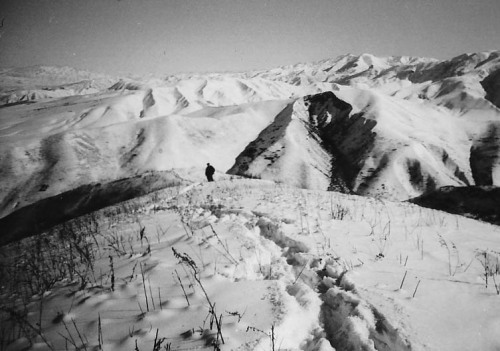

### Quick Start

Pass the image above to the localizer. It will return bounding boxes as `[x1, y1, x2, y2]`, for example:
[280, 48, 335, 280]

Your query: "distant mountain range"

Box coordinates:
[1, 51, 499, 223]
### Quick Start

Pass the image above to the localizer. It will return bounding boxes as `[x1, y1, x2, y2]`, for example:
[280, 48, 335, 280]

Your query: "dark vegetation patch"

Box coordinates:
[407, 159, 424, 190]
[470, 123, 500, 186]
[409, 186, 500, 226]
[356, 154, 390, 194]
[120, 128, 146, 167]
[0, 100, 37, 108]
[0, 171, 184, 246]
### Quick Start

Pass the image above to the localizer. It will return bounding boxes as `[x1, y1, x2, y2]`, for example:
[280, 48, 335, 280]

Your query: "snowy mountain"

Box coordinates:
[2, 51, 500, 222]
[0, 66, 115, 106]
[2, 52, 500, 351]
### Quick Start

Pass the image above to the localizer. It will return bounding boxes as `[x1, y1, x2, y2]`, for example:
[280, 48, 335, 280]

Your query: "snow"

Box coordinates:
[2, 180, 500, 350]
[2, 51, 500, 217]
[2, 50, 500, 350]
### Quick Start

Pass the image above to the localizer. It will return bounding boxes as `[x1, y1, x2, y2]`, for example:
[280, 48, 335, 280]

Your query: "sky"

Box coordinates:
[0, 0, 499, 76]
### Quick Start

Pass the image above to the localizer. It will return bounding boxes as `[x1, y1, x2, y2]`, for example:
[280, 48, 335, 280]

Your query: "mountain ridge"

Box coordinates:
[1, 50, 500, 222]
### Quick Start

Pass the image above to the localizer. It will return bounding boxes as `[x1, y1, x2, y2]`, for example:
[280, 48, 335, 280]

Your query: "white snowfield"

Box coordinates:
[1, 51, 500, 218]
[2, 180, 500, 350]
[1, 52, 500, 350]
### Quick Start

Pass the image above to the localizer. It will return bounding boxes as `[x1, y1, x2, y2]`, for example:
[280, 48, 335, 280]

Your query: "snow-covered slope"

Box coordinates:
[2, 51, 500, 351]
[0, 66, 115, 105]
[1, 51, 500, 219]
[227, 100, 332, 190]
[232, 51, 500, 195]
[2, 180, 500, 350]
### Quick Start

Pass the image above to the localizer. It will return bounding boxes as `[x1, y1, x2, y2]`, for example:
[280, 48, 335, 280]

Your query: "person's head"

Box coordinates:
[207, 163, 210, 166]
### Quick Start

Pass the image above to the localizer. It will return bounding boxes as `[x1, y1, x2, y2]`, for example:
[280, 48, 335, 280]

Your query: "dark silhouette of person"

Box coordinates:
[205, 163, 215, 182]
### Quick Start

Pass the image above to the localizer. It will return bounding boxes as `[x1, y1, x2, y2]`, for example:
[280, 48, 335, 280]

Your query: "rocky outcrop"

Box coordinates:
[305, 91, 377, 192]
[481, 68, 500, 109]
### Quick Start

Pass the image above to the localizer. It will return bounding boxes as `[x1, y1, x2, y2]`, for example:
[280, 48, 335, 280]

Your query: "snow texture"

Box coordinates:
[1, 51, 500, 351]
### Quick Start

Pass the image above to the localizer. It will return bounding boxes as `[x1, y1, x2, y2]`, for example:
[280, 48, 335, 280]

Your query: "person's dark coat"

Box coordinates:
[205, 163, 215, 182]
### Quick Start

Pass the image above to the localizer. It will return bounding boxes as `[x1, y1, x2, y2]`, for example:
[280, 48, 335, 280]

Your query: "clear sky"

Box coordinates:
[0, 0, 499, 76]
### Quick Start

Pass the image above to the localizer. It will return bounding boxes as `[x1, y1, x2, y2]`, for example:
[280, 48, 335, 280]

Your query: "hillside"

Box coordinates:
[0, 52, 500, 224]
[1, 180, 500, 350]
[2, 51, 500, 351]
[409, 185, 500, 225]
[0, 66, 115, 106]
[1, 51, 500, 225]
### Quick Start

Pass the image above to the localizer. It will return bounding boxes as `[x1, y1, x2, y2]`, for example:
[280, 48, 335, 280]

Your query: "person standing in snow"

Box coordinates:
[205, 163, 215, 182]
